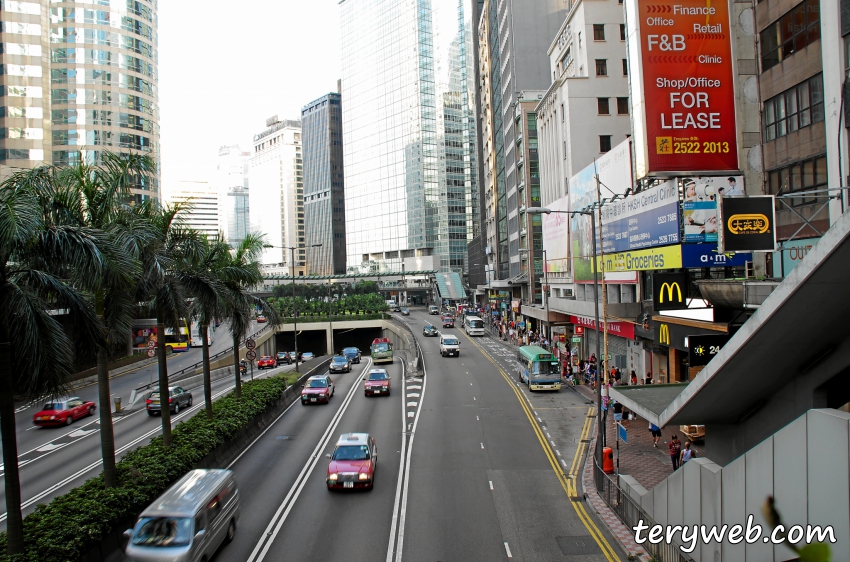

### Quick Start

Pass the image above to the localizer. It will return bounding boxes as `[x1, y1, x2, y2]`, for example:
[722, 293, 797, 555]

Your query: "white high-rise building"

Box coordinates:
[249, 118, 304, 272]
[165, 179, 219, 239]
[215, 145, 251, 247]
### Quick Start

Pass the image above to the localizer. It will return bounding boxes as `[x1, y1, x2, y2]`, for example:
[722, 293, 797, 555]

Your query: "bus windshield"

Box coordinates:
[372, 343, 390, 352]
[530, 361, 559, 376]
[468, 319, 483, 328]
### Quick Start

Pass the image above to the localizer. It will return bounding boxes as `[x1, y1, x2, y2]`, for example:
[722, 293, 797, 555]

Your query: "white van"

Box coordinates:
[124, 469, 239, 562]
[440, 334, 460, 357]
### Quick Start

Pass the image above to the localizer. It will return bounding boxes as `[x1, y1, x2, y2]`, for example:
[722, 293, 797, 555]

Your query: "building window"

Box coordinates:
[593, 24, 605, 41]
[617, 97, 629, 115]
[597, 98, 610, 115]
[599, 135, 612, 153]
[563, 140, 567, 159]
[767, 155, 827, 205]
[620, 24, 626, 41]
[763, 73, 824, 141]
[760, 0, 820, 72]
[560, 104, 564, 122]
[595, 59, 608, 76]
[622, 59, 628, 76]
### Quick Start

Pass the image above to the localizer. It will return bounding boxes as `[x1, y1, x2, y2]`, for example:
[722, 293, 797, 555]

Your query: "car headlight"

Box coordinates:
[359, 473, 369, 480]
[328, 473, 338, 481]
[50, 416, 55, 420]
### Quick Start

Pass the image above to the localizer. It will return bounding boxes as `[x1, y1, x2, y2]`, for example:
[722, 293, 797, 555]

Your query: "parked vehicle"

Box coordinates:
[33, 397, 96, 427]
[146, 386, 193, 416]
[124, 469, 239, 562]
[326, 433, 377, 490]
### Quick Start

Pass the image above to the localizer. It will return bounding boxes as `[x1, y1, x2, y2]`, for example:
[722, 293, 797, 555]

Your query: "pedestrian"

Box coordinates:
[622, 407, 631, 428]
[645, 372, 653, 385]
[614, 368, 622, 384]
[680, 441, 695, 465]
[649, 422, 661, 447]
[630, 371, 637, 386]
[668, 434, 681, 470]
[612, 401, 623, 424]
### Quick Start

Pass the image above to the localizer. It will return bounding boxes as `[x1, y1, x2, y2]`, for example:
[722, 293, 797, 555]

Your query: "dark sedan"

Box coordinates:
[329, 355, 352, 373]
[342, 347, 362, 364]
[146, 386, 193, 416]
[423, 324, 438, 337]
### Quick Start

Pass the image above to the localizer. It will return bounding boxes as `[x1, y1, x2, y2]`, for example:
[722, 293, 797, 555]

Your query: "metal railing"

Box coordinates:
[594, 463, 695, 562]
[132, 323, 274, 395]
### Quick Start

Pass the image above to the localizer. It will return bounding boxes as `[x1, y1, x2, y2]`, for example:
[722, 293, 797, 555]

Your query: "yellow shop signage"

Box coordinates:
[596, 245, 683, 272]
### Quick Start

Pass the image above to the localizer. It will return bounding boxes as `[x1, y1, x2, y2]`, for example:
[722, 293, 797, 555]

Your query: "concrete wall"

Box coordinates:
[621, 408, 849, 562]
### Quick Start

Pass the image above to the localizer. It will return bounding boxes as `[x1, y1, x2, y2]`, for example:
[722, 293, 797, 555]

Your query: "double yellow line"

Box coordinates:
[464, 336, 620, 562]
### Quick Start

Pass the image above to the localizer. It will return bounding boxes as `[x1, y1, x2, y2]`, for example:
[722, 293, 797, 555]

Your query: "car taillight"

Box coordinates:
[145, 399, 151, 405]
[168, 397, 173, 403]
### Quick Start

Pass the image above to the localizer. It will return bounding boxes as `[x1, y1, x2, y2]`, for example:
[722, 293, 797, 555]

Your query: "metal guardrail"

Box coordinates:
[594, 463, 695, 562]
[132, 323, 275, 396]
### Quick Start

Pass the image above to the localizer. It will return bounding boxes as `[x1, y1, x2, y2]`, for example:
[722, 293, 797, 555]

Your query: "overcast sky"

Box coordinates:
[158, 1, 342, 187]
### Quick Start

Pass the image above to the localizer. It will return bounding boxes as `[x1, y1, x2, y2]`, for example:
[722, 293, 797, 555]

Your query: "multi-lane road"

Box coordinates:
[0, 320, 282, 530]
[3, 311, 628, 560]
[210, 309, 626, 561]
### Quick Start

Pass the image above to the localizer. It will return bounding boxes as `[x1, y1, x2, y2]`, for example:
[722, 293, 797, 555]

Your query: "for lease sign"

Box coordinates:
[631, 0, 738, 174]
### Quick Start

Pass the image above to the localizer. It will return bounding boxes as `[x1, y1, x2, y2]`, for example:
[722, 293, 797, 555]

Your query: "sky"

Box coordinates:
[158, 1, 342, 188]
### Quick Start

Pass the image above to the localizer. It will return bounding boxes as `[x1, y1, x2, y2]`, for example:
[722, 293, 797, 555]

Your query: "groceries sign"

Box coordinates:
[627, 0, 738, 176]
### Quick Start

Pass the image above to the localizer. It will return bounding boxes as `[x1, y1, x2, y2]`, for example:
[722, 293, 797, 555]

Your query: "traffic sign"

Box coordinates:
[246, 350, 257, 361]
[245, 339, 256, 350]
[147, 340, 156, 349]
[571, 337, 583, 343]
[146, 348, 156, 358]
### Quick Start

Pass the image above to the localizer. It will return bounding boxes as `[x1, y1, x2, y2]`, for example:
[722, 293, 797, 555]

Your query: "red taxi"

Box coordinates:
[442, 315, 454, 328]
[301, 375, 335, 405]
[257, 355, 277, 369]
[326, 433, 377, 490]
[33, 397, 96, 427]
[364, 368, 391, 396]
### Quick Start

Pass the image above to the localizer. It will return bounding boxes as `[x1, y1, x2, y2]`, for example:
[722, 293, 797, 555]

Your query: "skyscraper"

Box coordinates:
[302, 92, 347, 275]
[216, 144, 251, 247]
[0, 0, 161, 201]
[249, 117, 304, 272]
[340, 0, 478, 274]
[166, 179, 219, 239]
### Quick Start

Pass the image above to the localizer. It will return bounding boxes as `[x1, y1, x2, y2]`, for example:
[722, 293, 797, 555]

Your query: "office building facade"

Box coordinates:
[302, 92, 346, 275]
[339, 0, 478, 274]
[166, 179, 219, 239]
[1, 0, 160, 201]
[475, 0, 567, 291]
[250, 118, 304, 272]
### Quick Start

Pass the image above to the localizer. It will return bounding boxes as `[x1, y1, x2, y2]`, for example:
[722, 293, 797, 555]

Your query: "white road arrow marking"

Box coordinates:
[69, 429, 94, 438]
[36, 443, 60, 453]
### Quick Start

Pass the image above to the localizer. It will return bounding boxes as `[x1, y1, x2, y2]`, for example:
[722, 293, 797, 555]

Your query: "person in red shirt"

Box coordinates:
[668, 434, 682, 470]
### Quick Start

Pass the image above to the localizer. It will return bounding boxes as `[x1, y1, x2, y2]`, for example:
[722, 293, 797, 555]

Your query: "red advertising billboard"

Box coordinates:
[570, 316, 636, 340]
[629, 0, 739, 175]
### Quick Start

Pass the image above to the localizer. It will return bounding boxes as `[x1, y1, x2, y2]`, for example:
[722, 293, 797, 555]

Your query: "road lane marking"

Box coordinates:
[504, 542, 513, 558]
[480, 443, 484, 449]
[247, 359, 373, 562]
[406, 402, 418, 407]
[463, 335, 620, 562]
[406, 393, 420, 398]
[489, 481, 493, 490]
[407, 412, 414, 418]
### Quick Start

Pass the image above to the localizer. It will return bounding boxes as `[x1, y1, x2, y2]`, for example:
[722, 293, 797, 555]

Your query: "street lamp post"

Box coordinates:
[527, 207, 604, 464]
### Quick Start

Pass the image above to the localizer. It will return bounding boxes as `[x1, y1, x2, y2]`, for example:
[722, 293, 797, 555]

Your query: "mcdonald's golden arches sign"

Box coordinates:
[653, 273, 689, 311]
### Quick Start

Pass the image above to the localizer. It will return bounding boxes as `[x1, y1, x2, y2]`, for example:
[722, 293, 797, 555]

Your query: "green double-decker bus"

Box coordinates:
[516, 346, 561, 391]
[371, 337, 393, 364]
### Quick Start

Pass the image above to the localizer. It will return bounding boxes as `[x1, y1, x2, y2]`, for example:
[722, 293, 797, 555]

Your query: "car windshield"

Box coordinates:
[333, 445, 370, 461]
[344, 348, 358, 354]
[131, 517, 193, 547]
[443, 339, 458, 345]
[332, 357, 347, 363]
[368, 372, 388, 381]
[42, 402, 66, 411]
[372, 343, 390, 352]
[307, 379, 328, 388]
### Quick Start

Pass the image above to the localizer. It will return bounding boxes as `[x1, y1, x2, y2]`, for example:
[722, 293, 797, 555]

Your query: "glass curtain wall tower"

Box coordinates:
[340, 0, 478, 274]
[302, 92, 347, 275]
[1, 0, 161, 201]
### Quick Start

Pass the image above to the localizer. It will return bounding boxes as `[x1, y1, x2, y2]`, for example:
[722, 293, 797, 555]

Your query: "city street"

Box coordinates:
[0, 320, 286, 530]
[184, 309, 627, 562]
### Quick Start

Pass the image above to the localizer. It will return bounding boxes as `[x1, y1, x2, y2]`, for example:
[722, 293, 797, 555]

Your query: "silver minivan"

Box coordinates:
[124, 469, 239, 562]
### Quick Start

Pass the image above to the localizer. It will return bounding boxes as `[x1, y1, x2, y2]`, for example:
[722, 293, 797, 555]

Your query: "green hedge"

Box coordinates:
[0, 376, 288, 562]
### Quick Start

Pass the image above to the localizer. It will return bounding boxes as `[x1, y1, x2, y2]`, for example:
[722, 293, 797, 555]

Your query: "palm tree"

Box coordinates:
[217, 233, 278, 399]
[56, 152, 156, 487]
[0, 168, 120, 555]
[133, 200, 208, 447]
